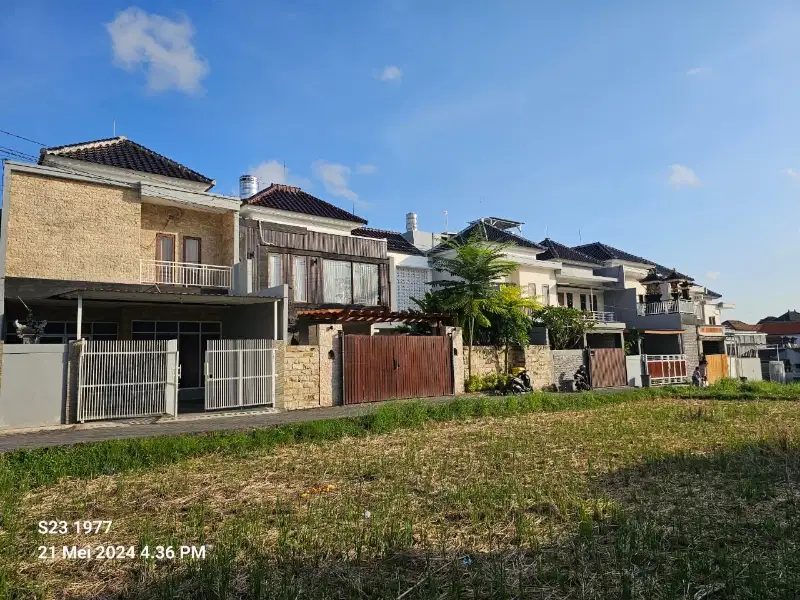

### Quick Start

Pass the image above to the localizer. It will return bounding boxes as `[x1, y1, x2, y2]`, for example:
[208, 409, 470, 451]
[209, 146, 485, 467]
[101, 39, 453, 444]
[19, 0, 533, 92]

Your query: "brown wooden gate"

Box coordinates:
[343, 335, 453, 404]
[705, 354, 728, 384]
[588, 348, 627, 388]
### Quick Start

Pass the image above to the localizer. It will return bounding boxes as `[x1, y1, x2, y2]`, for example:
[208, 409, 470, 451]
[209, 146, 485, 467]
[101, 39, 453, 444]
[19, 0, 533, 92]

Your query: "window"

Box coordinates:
[542, 284, 550, 305]
[566, 293, 574, 308]
[638, 294, 645, 304]
[183, 237, 201, 264]
[268, 253, 282, 288]
[5, 321, 118, 344]
[709, 316, 717, 325]
[592, 294, 599, 311]
[323, 259, 353, 304]
[526, 283, 537, 298]
[580, 294, 587, 311]
[293, 256, 308, 302]
[557, 292, 565, 307]
[353, 263, 379, 305]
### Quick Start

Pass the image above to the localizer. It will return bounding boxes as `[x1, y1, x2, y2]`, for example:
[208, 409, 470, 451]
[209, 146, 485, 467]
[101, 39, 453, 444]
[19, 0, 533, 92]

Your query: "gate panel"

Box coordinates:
[77, 339, 179, 422]
[705, 354, 728, 384]
[343, 335, 453, 404]
[205, 339, 277, 410]
[588, 348, 627, 388]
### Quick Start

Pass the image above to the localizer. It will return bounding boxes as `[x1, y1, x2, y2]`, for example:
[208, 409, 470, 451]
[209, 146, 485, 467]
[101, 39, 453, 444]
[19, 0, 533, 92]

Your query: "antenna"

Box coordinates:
[113, 120, 116, 137]
[578, 229, 582, 243]
[443, 210, 448, 231]
[283, 161, 287, 181]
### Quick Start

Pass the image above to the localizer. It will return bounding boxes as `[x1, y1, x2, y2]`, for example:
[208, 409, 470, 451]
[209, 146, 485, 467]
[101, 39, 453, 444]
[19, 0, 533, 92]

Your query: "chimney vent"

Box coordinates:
[406, 212, 418, 232]
[239, 174, 258, 199]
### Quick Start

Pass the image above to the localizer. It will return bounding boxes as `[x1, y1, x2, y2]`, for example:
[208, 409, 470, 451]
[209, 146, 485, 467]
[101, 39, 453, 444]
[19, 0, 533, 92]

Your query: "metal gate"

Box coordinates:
[588, 347, 627, 388]
[643, 354, 688, 385]
[343, 335, 453, 404]
[204, 339, 277, 410]
[77, 340, 179, 422]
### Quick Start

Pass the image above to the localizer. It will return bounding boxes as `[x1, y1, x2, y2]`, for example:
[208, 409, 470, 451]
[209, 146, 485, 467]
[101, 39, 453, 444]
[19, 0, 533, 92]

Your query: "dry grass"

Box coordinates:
[4, 397, 800, 599]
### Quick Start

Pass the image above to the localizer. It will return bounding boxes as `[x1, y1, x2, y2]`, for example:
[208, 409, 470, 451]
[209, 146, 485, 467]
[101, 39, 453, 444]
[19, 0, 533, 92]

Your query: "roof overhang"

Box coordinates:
[140, 183, 240, 213]
[639, 329, 684, 335]
[240, 204, 364, 234]
[296, 307, 454, 324]
[556, 273, 618, 286]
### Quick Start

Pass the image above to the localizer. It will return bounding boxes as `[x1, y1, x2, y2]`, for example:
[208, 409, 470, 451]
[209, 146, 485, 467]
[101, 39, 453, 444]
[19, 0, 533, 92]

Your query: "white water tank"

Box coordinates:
[406, 212, 418, 232]
[239, 174, 258, 199]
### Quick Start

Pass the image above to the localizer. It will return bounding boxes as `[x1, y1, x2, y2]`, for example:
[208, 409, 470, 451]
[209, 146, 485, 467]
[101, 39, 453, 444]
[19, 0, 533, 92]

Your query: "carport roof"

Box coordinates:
[296, 307, 453, 324]
[4, 277, 279, 305]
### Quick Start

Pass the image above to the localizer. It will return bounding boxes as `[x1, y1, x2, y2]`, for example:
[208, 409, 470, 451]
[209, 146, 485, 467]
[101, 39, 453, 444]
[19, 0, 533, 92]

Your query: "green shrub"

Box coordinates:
[465, 372, 511, 392]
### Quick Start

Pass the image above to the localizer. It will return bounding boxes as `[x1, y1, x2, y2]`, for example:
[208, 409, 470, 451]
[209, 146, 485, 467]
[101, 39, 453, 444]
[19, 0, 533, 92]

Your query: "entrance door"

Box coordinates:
[588, 347, 627, 388]
[705, 354, 729, 384]
[343, 335, 453, 404]
[156, 234, 176, 283]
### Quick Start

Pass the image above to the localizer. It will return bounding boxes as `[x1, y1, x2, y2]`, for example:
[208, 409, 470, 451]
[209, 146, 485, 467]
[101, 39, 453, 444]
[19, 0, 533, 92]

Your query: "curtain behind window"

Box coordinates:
[323, 259, 352, 303]
[294, 256, 308, 302]
[268, 254, 282, 288]
[353, 263, 379, 305]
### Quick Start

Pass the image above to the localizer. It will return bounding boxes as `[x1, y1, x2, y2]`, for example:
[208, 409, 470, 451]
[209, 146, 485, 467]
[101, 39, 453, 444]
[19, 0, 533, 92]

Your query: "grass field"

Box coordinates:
[1, 383, 799, 599]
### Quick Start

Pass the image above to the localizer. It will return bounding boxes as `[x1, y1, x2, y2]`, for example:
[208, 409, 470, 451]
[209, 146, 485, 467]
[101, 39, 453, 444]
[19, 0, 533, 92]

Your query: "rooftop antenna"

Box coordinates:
[443, 210, 448, 231]
[578, 229, 582, 243]
[113, 119, 116, 137]
[283, 160, 287, 181]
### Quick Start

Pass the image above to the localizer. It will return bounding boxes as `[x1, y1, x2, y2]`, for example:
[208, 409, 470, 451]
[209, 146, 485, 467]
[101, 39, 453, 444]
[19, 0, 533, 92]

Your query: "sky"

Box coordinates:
[1, 0, 800, 322]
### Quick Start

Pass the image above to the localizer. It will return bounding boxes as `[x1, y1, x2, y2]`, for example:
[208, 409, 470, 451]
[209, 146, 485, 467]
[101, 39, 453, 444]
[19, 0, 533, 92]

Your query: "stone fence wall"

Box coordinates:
[283, 346, 321, 410]
[552, 349, 587, 391]
[465, 344, 555, 390]
[280, 324, 343, 411]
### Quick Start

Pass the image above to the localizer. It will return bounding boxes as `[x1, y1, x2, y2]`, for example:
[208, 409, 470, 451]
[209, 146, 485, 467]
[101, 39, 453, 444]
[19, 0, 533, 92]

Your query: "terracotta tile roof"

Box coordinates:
[352, 227, 424, 255]
[757, 322, 800, 335]
[537, 238, 601, 264]
[431, 221, 543, 252]
[40, 136, 214, 186]
[244, 184, 367, 224]
[723, 320, 760, 332]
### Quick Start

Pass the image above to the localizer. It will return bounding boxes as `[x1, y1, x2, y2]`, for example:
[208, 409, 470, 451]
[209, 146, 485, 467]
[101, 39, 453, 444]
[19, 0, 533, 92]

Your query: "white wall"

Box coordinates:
[511, 264, 558, 305]
[556, 286, 605, 311]
[388, 251, 433, 312]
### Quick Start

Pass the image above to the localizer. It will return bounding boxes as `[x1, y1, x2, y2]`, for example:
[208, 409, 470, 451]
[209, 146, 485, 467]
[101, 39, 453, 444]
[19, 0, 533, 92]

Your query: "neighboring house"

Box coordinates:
[0, 137, 288, 422]
[758, 310, 800, 324]
[573, 241, 735, 376]
[238, 183, 391, 337]
[351, 226, 430, 312]
[722, 320, 766, 358]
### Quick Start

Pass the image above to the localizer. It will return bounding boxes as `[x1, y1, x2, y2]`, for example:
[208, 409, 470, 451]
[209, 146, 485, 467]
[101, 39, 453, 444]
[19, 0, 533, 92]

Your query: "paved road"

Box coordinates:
[0, 397, 457, 453]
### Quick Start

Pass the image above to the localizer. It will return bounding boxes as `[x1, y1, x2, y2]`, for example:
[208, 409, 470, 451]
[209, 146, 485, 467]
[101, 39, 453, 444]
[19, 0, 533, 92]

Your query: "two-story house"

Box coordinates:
[0, 136, 291, 422]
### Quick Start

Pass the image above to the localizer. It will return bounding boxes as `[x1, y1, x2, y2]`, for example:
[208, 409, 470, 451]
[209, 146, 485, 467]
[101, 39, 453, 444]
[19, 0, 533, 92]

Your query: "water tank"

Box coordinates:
[239, 174, 258, 199]
[406, 212, 418, 232]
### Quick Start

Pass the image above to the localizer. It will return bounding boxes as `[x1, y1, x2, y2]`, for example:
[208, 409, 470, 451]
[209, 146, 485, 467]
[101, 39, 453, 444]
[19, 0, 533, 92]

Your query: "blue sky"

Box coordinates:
[2, 0, 800, 322]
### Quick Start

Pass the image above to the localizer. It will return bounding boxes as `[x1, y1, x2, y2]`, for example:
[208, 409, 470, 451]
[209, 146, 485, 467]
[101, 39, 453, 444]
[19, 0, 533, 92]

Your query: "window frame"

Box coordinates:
[183, 236, 202, 264]
[268, 253, 283, 288]
[541, 284, 550, 305]
[293, 256, 309, 303]
[155, 233, 176, 262]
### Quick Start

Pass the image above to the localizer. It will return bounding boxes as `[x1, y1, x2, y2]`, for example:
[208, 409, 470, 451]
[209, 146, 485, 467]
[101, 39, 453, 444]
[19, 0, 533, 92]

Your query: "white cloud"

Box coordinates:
[686, 67, 710, 76]
[785, 168, 798, 178]
[106, 7, 209, 94]
[250, 160, 310, 189]
[668, 164, 702, 189]
[375, 65, 402, 82]
[356, 163, 377, 175]
[706, 271, 720, 281]
[312, 160, 367, 207]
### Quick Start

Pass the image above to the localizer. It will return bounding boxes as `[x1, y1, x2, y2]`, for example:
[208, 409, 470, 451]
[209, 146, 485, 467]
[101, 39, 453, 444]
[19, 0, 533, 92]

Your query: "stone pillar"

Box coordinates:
[447, 327, 465, 394]
[273, 343, 286, 410]
[313, 324, 343, 407]
[64, 340, 84, 424]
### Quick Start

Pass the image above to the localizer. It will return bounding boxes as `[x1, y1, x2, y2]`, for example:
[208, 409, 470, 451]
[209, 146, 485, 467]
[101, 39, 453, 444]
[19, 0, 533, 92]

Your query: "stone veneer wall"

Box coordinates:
[283, 346, 321, 410]
[465, 344, 554, 390]
[682, 325, 700, 374]
[449, 328, 465, 395]
[552, 349, 586, 391]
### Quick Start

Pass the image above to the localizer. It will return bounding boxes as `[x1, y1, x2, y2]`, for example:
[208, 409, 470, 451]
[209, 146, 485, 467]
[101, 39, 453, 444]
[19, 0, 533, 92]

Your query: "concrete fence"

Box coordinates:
[0, 344, 69, 429]
[464, 344, 555, 391]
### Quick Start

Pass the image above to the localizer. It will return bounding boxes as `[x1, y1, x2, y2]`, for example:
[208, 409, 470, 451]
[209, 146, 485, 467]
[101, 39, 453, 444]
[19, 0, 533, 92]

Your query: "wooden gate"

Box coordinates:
[588, 347, 627, 388]
[343, 335, 453, 404]
[705, 354, 728, 384]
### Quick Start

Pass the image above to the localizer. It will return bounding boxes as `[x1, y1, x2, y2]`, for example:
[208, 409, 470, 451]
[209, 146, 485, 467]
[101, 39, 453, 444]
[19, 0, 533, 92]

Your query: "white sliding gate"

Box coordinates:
[77, 340, 179, 422]
[205, 339, 277, 410]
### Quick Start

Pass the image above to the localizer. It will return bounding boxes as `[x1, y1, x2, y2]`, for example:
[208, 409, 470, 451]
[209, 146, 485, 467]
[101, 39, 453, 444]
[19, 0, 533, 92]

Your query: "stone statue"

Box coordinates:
[13, 311, 47, 344]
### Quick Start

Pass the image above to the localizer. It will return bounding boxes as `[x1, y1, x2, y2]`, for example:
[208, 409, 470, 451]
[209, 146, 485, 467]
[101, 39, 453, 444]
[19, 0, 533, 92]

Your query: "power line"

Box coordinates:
[0, 146, 37, 161]
[0, 128, 46, 146]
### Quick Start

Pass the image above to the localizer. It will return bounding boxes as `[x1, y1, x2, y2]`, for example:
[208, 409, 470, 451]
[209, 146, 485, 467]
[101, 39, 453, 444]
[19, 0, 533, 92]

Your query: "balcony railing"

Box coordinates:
[140, 260, 232, 289]
[636, 299, 699, 317]
[583, 310, 616, 322]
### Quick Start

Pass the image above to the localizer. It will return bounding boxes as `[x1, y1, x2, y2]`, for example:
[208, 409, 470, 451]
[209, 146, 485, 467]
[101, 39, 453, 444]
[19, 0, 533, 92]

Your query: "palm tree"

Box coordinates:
[429, 235, 518, 378]
[492, 284, 540, 372]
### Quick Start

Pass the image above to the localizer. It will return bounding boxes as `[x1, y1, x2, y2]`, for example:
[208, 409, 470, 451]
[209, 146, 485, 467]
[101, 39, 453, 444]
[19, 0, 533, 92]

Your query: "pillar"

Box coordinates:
[447, 326, 465, 394]
[312, 324, 343, 407]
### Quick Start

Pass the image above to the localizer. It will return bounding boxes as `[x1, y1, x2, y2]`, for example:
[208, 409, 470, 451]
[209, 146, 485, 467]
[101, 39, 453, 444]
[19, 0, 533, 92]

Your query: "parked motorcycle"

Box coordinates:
[505, 369, 533, 394]
[574, 365, 591, 391]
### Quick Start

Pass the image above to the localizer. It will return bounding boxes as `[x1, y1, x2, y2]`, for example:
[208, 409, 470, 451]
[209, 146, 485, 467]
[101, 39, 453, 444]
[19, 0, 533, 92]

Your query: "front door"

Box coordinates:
[156, 234, 176, 283]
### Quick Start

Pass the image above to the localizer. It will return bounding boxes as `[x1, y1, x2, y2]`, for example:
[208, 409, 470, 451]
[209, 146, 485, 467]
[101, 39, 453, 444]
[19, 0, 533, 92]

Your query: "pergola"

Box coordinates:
[296, 308, 455, 325]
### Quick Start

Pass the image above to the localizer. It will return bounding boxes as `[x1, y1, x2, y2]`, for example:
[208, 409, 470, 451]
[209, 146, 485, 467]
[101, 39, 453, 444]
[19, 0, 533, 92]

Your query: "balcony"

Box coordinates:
[140, 260, 232, 289]
[583, 310, 616, 323]
[637, 299, 699, 317]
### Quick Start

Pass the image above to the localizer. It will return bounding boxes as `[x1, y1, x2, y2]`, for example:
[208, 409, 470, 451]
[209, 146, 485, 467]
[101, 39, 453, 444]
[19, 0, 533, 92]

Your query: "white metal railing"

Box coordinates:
[205, 339, 277, 410]
[643, 353, 689, 385]
[583, 310, 616, 322]
[140, 260, 232, 289]
[636, 299, 699, 317]
[77, 339, 179, 421]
